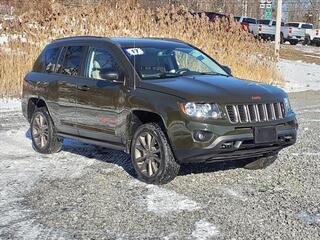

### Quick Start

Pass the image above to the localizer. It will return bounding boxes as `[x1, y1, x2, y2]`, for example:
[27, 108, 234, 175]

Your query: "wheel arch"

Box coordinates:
[124, 109, 169, 153]
[131, 109, 168, 133]
[27, 97, 49, 122]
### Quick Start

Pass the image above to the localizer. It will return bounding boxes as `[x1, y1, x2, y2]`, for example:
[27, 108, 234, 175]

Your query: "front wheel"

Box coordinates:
[30, 107, 63, 154]
[131, 123, 180, 184]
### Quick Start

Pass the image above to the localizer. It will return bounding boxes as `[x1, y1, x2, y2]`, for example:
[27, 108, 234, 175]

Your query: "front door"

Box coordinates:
[76, 47, 124, 143]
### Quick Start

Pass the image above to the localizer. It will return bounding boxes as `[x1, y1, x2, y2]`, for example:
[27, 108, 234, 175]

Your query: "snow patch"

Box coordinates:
[298, 118, 320, 123]
[0, 98, 21, 112]
[223, 188, 247, 201]
[297, 109, 320, 114]
[296, 211, 320, 225]
[291, 152, 320, 157]
[0, 34, 27, 45]
[0, 123, 96, 237]
[278, 59, 320, 93]
[191, 220, 220, 240]
[139, 185, 201, 216]
[304, 54, 320, 59]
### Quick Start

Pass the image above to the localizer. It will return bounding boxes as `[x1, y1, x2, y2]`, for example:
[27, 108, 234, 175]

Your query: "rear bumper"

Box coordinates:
[173, 126, 297, 164]
[258, 33, 275, 40]
[311, 38, 320, 43]
[286, 36, 304, 41]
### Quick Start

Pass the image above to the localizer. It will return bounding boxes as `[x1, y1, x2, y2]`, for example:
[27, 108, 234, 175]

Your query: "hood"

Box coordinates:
[139, 75, 286, 104]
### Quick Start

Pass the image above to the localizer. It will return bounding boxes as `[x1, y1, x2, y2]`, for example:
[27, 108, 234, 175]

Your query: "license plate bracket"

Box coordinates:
[254, 126, 277, 144]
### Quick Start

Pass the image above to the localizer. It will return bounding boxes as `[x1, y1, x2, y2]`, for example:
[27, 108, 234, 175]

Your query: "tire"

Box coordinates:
[280, 33, 284, 44]
[30, 107, 63, 154]
[289, 40, 298, 45]
[130, 123, 180, 184]
[243, 153, 278, 170]
[303, 36, 311, 46]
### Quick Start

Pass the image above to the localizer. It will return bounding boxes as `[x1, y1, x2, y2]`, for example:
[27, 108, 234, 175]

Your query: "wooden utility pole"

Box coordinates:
[275, 0, 283, 59]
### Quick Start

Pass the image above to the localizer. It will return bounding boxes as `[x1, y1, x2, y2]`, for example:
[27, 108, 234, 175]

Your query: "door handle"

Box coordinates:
[77, 85, 90, 91]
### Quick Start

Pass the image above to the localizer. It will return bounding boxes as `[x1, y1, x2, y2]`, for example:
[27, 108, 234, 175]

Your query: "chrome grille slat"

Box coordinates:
[225, 102, 284, 124]
[270, 103, 276, 120]
[264, 104, 269, 121]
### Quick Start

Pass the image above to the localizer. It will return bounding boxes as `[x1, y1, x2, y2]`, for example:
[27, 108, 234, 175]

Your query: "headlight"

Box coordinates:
[180, 102, 222, 119]
[284, 97, 292, 114]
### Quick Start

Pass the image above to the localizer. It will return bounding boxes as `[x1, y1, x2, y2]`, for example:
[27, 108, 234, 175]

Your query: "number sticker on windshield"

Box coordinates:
[126, 48, 144, 56]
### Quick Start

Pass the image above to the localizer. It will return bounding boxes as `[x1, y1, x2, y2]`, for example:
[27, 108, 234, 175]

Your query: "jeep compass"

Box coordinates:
[22, 37, 298, 184]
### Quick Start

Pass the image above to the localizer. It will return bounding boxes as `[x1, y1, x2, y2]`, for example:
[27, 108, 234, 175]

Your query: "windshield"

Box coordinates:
[123, 46, 228, 80]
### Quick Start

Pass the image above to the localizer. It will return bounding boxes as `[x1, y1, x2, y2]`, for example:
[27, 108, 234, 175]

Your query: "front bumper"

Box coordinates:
[170, 117, 298, 163]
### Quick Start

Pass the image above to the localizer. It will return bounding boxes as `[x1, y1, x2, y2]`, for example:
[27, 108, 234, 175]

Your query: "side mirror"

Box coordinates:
[100, 71, 124, 83]
[222, 65, 232, 75]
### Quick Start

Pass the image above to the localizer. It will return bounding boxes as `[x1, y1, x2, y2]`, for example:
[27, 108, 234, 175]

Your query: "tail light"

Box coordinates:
[258, 25, 262, 33]
[243, 23, 249, 31]
[316, 30, 319, 36]
[289, 27, 292, 34]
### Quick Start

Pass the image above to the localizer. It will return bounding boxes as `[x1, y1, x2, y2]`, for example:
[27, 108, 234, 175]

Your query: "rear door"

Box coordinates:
[53, 45, 87, 135]
[75, 45, 125, 144]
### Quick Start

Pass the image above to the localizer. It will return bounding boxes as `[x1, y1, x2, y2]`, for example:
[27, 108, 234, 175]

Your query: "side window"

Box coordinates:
[87, 48, 120, 80]
[59, 46, 85, 76]
[33, 47, 61, 73]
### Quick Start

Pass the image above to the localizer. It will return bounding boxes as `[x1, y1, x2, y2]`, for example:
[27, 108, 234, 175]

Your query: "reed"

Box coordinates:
[0, 1, 281, 97]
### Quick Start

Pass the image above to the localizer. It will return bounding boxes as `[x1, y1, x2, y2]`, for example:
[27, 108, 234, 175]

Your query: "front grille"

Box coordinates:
[225, 102, 285, 123]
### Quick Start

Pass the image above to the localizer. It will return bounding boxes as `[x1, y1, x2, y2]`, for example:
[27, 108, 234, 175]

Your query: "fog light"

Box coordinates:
[193, 130, 214, 142]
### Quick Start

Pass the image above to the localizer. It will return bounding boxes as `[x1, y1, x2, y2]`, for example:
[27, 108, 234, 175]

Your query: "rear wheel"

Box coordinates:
[131, 123, 180, 184]
[289, 40, 298, 45]
[280, 33, 284, 44]
[30, 107, 63, 154]
[303, 35, 311, 45]
[244, 153, 278, 170]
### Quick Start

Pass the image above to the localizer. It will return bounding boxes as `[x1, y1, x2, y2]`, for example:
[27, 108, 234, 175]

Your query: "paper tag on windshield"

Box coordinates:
[126, 48, 144, 56]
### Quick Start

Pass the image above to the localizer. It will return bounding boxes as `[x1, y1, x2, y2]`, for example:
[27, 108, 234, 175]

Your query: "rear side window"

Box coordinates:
[59, 46, 86, 76]
[272, 21, 285, 26]
[33, 47, 61, 73]
[243, 18, 256, 24]
[301, 24, 313, 29]
[286, 23, 299, 28]
[258, 20, 270, 25]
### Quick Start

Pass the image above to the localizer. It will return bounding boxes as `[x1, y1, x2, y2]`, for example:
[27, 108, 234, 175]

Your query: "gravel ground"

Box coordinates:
[0, 91, 320, 240]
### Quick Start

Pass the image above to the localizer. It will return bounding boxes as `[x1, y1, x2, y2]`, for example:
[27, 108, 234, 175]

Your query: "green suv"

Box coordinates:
[22, 37, 298, 184]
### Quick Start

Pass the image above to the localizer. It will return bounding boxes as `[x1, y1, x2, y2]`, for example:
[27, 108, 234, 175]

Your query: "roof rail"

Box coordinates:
[144, 37, 188, 44]
[52, 35, 111, 42]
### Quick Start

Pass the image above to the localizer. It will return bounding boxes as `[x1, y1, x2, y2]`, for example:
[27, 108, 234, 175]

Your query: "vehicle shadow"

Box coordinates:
[25, 128, 246, 179]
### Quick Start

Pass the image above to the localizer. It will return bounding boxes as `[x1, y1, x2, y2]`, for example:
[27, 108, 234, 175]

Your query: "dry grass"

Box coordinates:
[0, 1, 282, 97]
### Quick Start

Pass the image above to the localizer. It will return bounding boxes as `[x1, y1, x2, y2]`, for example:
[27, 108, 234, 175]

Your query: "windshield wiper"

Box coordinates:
[158, 73, 180, 79]
[198, 72, 229, 77]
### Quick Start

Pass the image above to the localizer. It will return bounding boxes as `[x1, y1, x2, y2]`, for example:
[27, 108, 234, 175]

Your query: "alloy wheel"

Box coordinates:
[32, 113, 49, 149]
[133, 131, 162, 177]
